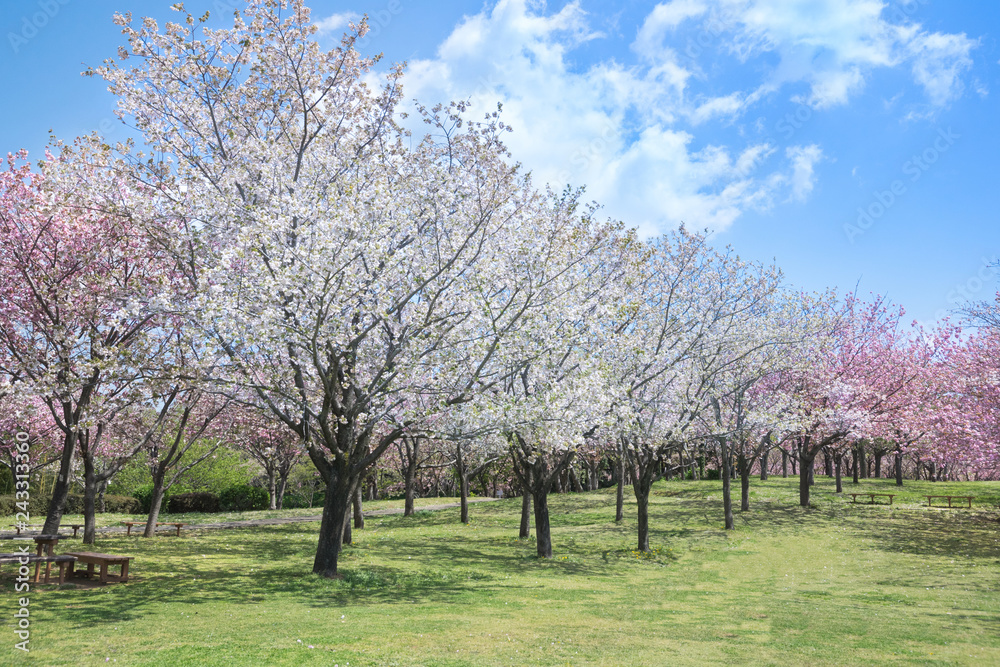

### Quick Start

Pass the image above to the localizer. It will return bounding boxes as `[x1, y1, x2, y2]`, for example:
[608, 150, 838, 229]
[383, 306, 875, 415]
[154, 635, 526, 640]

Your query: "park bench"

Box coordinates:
[847, 493, 895, 505]
[8, 524, 43, 535]
[0, 552, 77, 584]
[64, 552, 134, 583]
[7, 523, 84, 537]
[925, 495, 974, 509]
[122, 521, 187, 537]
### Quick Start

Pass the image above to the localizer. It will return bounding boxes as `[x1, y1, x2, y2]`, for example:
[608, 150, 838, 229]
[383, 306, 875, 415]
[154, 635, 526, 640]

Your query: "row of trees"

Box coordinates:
[1, 1, 998, 576]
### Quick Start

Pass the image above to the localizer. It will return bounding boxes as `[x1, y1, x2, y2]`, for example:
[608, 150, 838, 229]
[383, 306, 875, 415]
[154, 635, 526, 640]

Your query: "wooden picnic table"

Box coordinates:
[64, 551, 133, 583]
[32, 534, 61, 557]
[925, 495, 974, 509]
[0, 552, 76, 584]
[122, 521, 187, 537]
[848, 493, 896, 505]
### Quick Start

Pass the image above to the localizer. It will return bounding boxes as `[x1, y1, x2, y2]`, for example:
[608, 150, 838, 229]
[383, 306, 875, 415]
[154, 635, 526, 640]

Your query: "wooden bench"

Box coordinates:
[63, 524, 85, 538]
[0, 553, 77, 584]
[64, 552, 134, 583]
[8, 523, 85, 537]
[848, 493, 895, 505]
[925, 495, 974, 509]
[8, 524, 42, 535]
[122, 521, 187, 537]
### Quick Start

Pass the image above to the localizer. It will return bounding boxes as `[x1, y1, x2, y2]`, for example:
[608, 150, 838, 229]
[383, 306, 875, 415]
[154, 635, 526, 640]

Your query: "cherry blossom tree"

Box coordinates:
[96, 2, 595, 576]
[0, 146, 176, 535]
[230, 405, 304, 510]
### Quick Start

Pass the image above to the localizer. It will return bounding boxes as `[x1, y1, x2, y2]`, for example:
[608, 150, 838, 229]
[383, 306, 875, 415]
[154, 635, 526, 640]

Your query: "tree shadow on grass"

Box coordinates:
[29, 518, 624, 630]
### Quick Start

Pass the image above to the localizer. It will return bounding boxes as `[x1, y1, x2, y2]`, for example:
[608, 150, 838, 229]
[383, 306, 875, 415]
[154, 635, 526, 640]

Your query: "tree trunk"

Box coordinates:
[312, 473, 352, 578]
[636, 489, 650, 551]
[403, 437, 420, 516]
[353, 485, 364, 529]
[404, 464, 416, 516]
[615, 451, 625, 522]
[42, 429, 77, 535]
[721, 439, 734, 530]
[781, 448, 788, 478]
[895, 449, 903, 486]
[760, 449, 769, 481]
[568, 465, 583, 492]
[82, 455, 98, 545]
[144, 470, 168, 538]
[267, 469, 278, 510]
[276, 474, 289, 510]
[799, 450, 815, 507]
[858, 444, 868, 479]
[98, 480, 107, 514]
[738, 453, 750, 512]
[823, 448, 833, 477]
[852, 446, 860, 484]
[342, 508, 352, 545]
[460, 472, 470, 524]
[834, 453, 843, 493]
[532, 490, 552, 558]
[874, 451, 883, 478]
[519, 488, 531, 538]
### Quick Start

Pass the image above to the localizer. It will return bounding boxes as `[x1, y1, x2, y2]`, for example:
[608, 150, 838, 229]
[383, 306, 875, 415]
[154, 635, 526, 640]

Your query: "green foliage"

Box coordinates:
[167, 492, 220, 513]
[175, 441, 257, 493]
[106, 458, 152, 497]
[0, 492, 139, 516]
[218, 484, 269, 511]
[109, 441, 259, 501]
[0, 493, 47, 516]
[132, 484, 167, 514]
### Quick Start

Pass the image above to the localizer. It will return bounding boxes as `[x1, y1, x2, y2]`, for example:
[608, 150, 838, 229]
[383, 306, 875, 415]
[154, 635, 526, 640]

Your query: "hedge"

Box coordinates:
[0, 493, 139, 516]
[219, 484, 269, 511]
[168, 492, 220, 513]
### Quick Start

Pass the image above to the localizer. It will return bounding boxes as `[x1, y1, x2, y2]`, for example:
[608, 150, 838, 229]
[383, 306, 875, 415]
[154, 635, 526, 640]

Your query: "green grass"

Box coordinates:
[52, 495, 475, 529]
[3, 477, 1000, 666]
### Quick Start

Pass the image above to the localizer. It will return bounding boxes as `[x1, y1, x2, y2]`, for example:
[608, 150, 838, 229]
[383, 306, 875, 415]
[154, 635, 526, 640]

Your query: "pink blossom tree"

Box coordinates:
[0, 147, 177, 535]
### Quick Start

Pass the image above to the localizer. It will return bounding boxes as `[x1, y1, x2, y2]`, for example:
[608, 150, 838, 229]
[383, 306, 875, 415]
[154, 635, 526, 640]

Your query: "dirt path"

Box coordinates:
[82, 497, 501, 535]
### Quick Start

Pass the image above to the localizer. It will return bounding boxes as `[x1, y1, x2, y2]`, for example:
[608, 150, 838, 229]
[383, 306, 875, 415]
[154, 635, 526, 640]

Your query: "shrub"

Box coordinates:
[0, 494, 48, 516]
[218, 484, 269, 511]
[0, 492, 139, 518]
[132, 484, 171, 514]
[167, 492, 220, 513]
[103, 494, 141, 514]
[705, 469, 721, 481]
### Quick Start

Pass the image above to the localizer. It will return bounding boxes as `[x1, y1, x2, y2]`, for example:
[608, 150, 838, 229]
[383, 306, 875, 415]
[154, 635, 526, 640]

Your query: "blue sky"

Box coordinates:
[1, 0, 997, 327]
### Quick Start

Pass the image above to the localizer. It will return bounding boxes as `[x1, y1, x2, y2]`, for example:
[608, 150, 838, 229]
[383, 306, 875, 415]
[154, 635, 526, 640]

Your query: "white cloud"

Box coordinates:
[392, 0, 974, 237]
[314, 12, 361, 36]
[785, 144, 823, 202]
[399, 0, 842, 236]
[644, 0, 978, 111]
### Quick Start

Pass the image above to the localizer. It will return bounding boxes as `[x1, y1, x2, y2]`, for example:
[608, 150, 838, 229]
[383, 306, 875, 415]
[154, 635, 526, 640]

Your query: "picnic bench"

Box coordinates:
[848, 493, 895, 505]
[925, 495, 974, 509]
[0, 552, 77, 584]
[122, 521, 187, 537]
[7, 523, 85, 537]
[64, 552, 134, 583]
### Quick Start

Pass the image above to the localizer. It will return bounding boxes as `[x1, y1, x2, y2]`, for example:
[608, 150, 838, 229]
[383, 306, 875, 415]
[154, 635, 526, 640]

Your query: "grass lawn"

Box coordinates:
[3, 477, 999, 665]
